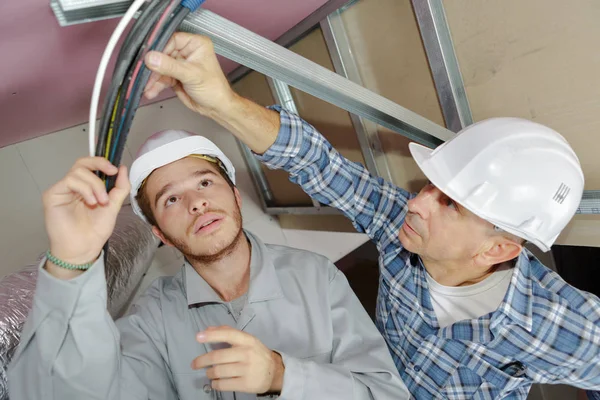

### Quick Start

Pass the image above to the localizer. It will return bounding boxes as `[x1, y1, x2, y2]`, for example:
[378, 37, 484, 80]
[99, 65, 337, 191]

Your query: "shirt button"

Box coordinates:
[414, 365, 421, 372]
[203, 384, 212, 393]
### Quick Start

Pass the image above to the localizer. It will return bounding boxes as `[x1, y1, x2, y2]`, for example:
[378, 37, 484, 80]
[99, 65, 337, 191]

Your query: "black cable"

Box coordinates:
[116, 0, 161, 61]
[106, 5, 190, 190]
[95, 0, 170, 162]
[100, 0, 169, 140]
[103, 0, 182, 170]
[105, 1, 182, 166]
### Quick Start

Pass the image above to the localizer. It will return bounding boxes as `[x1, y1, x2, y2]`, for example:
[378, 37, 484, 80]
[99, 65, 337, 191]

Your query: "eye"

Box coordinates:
[199, 179, 213, 188]
[445, 197, 457, 210]
[165, 196, 178, 207]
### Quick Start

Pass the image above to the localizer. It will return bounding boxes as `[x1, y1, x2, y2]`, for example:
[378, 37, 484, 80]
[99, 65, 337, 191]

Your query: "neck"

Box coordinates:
[422, 256, 504, 287]
[188, 233, 251, 302]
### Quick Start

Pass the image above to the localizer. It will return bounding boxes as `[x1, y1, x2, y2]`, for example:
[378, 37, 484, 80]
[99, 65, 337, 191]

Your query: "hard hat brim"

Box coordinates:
[409, 142, 439, 185]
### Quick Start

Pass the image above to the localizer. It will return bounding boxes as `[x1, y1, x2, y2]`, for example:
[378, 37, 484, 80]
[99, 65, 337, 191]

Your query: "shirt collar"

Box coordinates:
[184, 230, 284, 307]
[412, 254, 439, 327]
[490, 249, 534, 331]
[413, 250, 535, 331]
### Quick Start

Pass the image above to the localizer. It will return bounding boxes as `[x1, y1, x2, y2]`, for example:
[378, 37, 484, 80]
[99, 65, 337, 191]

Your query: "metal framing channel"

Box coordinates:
[577, 191, 600, 215]
[266, 77, 325, 210]
[181, 10, 452, 148]
[320, 11, 394, 183]
[411, 0, 473, 132]
[228, 0, 351, 83]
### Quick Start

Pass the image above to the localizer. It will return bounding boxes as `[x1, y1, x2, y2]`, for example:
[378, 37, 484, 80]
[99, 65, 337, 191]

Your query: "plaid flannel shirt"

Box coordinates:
[256, 107, 600, 399]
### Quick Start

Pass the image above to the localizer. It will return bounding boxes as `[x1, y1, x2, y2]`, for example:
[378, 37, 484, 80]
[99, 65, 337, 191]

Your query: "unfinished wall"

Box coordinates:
[233, 27, 364, 232]
[340, 0, 444, 192]
[231, 0, 447, 231]
[230, 0, 598, 250]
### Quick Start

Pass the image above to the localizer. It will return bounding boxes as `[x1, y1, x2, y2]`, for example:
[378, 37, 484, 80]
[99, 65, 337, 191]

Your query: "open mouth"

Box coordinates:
[193, 215, 224, 235]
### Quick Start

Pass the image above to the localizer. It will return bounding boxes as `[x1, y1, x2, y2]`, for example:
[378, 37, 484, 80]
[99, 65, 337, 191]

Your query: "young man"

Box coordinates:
[8, 129, 408, 399]
[137, 32, 600, 399]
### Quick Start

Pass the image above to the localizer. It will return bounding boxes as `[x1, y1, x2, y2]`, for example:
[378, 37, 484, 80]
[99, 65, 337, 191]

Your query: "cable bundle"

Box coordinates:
[89, 0, 206, 191]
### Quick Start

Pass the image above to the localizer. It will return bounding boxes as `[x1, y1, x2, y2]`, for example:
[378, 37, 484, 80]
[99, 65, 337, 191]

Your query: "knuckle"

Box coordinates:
[64, 175, 75, 187]
[74, 157, 88, 167]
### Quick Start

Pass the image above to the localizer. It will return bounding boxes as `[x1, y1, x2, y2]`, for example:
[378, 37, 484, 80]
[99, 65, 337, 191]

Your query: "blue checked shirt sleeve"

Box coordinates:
[256, 106, 412, 254]
[537, 281, 600, 396]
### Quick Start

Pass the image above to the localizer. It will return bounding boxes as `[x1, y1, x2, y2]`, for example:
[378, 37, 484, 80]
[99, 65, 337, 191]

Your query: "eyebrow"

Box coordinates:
[154, 169, 217, 208]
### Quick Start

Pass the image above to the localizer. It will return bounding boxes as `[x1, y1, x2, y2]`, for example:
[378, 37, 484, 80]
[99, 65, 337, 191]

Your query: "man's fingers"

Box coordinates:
[62, 175, 102, 206]
[145, 51, 194, 85]
[191, 347, 244, 370]
[206, 363, 246, 380]
[162, 32, 213, 59]
[108, 165, 131, 207]
[144, 73, 177, 99]
[71, 156, 118, 176]
[144, 71, 162, 95]
[173, 83, 196, 110]
[196, 326, 255, 347]
[72, 168, 109, 205]
[211, 377, 245, 393]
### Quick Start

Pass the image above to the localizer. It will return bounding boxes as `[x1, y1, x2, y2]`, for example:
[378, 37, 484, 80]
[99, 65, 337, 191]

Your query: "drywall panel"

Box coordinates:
[0, 146, 47, 277]
[17, 122, 133, 193]
[557, 215, 600, 248]
[1, 0, 330, 148]
[233, 71, 314, 206]
[340, 0, 445, 192]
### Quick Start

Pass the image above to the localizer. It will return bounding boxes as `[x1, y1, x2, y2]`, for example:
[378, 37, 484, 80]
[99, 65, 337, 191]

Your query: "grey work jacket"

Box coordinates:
[9, 231, 409, 399]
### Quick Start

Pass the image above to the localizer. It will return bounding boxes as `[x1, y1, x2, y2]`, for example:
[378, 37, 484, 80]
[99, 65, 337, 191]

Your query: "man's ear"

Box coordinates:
[475, 237, 522, 267]
[152, 226, 174, 247]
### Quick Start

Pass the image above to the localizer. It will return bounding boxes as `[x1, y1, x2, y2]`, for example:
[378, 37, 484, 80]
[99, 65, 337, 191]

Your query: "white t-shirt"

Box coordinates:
[425, 267, 513, 328]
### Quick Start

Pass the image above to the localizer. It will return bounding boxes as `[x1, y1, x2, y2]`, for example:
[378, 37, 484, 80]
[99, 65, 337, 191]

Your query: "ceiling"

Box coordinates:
[0, 0, 329, 148]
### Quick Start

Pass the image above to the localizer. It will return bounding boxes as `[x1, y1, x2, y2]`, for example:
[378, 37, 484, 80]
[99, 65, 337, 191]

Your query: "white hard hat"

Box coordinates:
[129, 130, 236, 223]
[409, 118, 584, 252]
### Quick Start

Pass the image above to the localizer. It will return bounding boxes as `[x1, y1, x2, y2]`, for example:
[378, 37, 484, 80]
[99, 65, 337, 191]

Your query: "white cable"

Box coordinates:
[89, 0, 149, 157]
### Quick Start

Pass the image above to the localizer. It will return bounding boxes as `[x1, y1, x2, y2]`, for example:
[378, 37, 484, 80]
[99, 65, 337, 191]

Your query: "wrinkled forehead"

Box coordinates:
[144, 156, 224, 193]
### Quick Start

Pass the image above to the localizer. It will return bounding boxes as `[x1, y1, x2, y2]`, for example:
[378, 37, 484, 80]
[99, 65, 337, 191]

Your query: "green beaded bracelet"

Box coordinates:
[45, 250, 95, 270]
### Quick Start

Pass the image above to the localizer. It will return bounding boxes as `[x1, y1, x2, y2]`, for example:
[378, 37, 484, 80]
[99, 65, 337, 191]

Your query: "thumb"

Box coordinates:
[145, 51, 192, 83]
[108, 166, 131, 210]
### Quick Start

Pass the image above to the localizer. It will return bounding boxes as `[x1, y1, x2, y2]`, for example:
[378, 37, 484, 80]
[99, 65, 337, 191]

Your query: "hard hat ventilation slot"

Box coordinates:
[553, 183, 571, 204]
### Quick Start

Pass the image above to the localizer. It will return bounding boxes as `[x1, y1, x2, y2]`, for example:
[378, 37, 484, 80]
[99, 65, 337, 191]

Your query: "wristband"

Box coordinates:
[45, 250, 95, 270]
